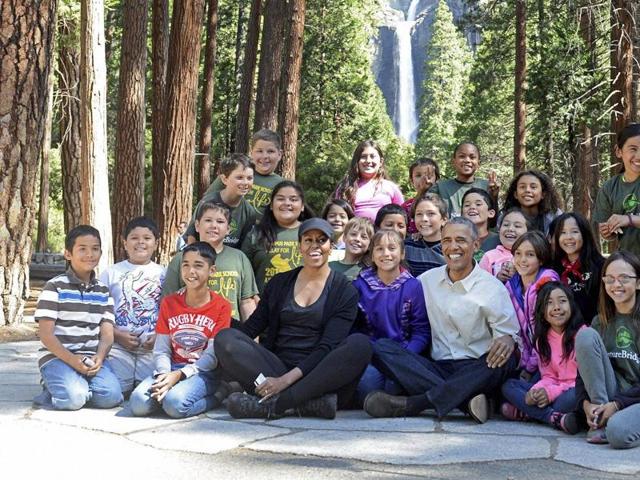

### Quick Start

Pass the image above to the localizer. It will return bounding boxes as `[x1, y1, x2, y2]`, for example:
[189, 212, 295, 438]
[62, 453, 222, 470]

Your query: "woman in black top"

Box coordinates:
[215, 218, 371, 419]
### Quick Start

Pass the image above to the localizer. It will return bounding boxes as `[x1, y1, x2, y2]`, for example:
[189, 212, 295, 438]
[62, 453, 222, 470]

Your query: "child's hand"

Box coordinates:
[497, 262, 515, 282]
[142, 333, 156, 351]
[85, 355, 103, 377]
[488, 170, 500, 197]
[71, 354, 91, 375]
[150, 371, 183, 402]
[525, 389, 537, 406]
[605, 214, 630, 235]
[592, 401, 618, 427]
[533, 388, 549, 408]
[114, 329, 141, 351]
[583, 400, 601, 429]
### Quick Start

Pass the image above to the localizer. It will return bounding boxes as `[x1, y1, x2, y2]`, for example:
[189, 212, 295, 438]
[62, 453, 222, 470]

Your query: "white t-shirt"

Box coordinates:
[100, 260, 165, 340]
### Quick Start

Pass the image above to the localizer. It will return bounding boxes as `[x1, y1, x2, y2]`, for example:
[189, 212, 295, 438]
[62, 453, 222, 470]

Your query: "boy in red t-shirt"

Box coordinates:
[129, 242, 231, 418]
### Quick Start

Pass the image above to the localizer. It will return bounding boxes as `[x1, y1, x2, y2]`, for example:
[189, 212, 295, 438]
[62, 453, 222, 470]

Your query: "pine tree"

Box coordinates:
[416, 1, 473, 172]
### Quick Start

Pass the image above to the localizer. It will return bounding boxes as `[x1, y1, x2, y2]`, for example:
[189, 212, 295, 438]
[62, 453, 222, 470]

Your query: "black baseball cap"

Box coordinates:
[298, 218, 334, 241]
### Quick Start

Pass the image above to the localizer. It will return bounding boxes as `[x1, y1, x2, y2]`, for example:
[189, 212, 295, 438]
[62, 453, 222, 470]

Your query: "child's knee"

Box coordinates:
[575, 327, 598, 352]
[606, 414, 640, 449]
[52, 384, 89, 410]
[128, 387, 153, 417]
[161, 393, 192, 419]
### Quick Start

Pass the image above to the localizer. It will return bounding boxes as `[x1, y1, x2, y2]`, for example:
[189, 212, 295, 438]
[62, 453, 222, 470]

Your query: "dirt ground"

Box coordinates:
[0, 279, 43, 343]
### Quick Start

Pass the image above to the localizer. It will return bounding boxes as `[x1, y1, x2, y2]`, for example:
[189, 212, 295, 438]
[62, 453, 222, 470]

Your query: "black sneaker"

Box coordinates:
[295, 393, 337, 419]
[549, 411, 579, 435]
[226, 392, 281, 419]
[363, 391, 409, 418]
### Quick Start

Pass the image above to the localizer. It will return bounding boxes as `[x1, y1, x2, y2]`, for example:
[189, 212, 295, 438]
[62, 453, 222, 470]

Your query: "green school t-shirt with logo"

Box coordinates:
[205, 172, 284, 215]
[429, 178, 490, 217]
[593, 175, 640, 256]
[161, 246, 258, 320]
[241, 226, 302, 293]
[186, 191, 258, 249]
[592, 313, 640, 391]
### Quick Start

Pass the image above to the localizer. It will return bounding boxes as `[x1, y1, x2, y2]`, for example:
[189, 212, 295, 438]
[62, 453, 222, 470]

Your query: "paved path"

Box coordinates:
[1, 341, 638, 479]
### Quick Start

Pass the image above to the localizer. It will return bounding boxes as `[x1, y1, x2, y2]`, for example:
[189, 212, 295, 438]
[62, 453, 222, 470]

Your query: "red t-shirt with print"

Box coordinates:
[156, 290, 231, 365]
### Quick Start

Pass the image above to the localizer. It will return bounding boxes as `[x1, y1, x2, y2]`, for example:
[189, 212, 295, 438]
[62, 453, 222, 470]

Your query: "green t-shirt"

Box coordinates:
[241, 226, 302, 293]
[329, 260, 363, 281]
[162, 246, 258, 320]
[593, 175, 640, 256]
[429, 178, 490, 217]
[186, 191, 258, 249]
[592, 313, 640, 391]
[205, 172, 284, 215]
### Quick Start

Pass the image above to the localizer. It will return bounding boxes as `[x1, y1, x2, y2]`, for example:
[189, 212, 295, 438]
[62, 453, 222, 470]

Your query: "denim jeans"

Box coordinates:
[107, 345, 155, 396]
[38, 358, 123, 410]
[129, 367, 219, 418]
[356, 364, 402, 405]
[501, 378, 576, 423]
[372, 338, 517, 417]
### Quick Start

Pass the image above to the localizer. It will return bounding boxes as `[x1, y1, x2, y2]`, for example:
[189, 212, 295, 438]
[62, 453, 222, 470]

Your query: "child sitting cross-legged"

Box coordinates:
[34, 225, 123, 410]
[501, 282, 584, 434]
[129, 242, 231, 418]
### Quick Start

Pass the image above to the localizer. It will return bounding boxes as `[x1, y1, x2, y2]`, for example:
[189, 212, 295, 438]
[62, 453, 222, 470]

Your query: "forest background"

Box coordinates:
[1, 0, 639, 325]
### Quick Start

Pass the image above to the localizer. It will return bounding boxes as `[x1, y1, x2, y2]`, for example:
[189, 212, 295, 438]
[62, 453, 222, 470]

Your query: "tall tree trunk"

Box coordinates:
[573, 5, 599, 219]
[278, 0, 305, 180]
[197, 0, 219, 198]
[253, 0, 286, 131]
[610, 0, 634, 165]
[513, 0, 527, 174]
[157, 0, 206, 264]
[151, 0, 170, 225]
[80, 0, 113, 272]
[235, 0, 262, 153]
[58, 15, 83, 233]
[113, 0, 148, 261]
[37, 73, 54, 252]
[0, 0, 57, 325]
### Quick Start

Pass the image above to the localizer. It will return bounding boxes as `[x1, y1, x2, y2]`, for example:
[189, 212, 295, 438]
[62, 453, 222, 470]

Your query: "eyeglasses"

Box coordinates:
[602, 275, 638, 285]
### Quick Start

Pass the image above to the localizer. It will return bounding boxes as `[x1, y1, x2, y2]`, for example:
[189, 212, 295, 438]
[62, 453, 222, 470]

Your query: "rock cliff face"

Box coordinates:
[372, 0, 470, 141]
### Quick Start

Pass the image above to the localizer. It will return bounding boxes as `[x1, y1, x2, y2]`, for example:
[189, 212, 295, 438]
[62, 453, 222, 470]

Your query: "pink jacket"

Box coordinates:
[479, 245, 512, 277]
[505, 268, 560, 373]
[533, 326, 586, 401]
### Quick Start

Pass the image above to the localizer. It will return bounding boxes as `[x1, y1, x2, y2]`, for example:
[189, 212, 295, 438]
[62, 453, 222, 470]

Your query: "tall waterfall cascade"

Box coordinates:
[373, 1, 472, 146]
[394, 0, 420, 144]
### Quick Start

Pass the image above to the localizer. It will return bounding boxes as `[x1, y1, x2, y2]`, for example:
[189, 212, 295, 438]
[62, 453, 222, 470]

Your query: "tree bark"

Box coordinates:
[253, 0, 286, 131]
[278, 0, 305, 180]
[36, 72, 54, 252]
[610, 0, 634, 165]
[235, 0, 262, 154]
[573, 6, 599, 219]
[151, 0, 170, 225]
[113, 0, 148, 261]
[513, 0, 527, 174]
[80, 0, 113, 272]
[157, 0, 206, 264]
[58, 15, 83, 233]
[197, 0, 219, 198]
[0, 0, 57, 325]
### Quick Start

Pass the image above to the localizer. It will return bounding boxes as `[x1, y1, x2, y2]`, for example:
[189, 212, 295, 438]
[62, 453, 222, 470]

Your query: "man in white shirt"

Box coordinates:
[364, 217, 520, 423]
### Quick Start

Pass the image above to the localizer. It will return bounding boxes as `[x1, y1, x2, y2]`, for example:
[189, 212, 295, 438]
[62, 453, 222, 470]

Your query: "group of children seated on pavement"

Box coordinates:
[33, 124, 640, 450]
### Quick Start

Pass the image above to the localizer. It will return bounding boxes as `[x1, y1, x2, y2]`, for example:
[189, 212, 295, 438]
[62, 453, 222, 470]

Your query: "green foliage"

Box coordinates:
[296, 0, 412, 211]
[416, 0, 473, 175]
[457, 0, 613, 207]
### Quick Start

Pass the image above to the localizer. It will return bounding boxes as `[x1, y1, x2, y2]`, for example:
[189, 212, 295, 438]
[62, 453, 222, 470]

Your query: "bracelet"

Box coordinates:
[629, 214, 635, 228]
[611, 401, 620, 412]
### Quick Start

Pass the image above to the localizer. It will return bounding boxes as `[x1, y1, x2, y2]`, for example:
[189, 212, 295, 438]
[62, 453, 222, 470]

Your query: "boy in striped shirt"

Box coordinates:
[33, 225, 123, 410]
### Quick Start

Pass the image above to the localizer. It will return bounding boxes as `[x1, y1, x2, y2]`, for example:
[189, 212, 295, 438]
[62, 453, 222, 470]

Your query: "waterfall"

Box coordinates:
[394, 0, 420, 143]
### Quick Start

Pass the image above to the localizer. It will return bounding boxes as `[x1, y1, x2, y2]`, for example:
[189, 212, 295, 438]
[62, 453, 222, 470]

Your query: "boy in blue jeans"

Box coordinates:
[129, 242, 231, 418]
[34, 225, 123, 410]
